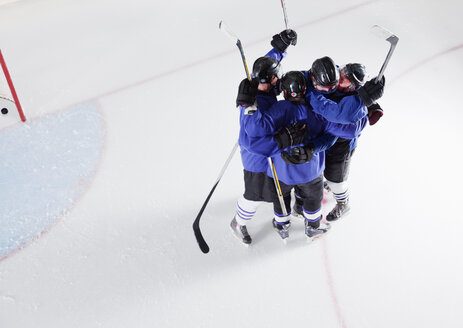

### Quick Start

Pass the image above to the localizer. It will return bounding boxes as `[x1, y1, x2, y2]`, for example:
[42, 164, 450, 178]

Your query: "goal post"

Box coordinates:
[0, 49, 26, 122]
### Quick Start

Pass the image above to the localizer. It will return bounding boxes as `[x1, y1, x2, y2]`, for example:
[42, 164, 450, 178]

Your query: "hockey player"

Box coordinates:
[240, 71, 368, 240]
[230, 29, 297, 244]
[292, 58, 385, 221]
[322, 63, 385, 221]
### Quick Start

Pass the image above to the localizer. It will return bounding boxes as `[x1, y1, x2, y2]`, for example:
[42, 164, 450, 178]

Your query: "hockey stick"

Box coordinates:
[191, 21, 249, 254]
[220, 20, 289, 216]
[280, 0, 290, 30]
[371, 25, 399, 82]
[219, 21, 252, 81]
[193, 141, 239, 254]
[268, 158, 288, 216]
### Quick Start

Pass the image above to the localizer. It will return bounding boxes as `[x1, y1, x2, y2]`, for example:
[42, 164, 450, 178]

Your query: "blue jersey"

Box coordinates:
[309, 89, 367, 124]
[238, 48, 286, 172]
[302, 70, 368, 151]
[240, 99, 366, 185]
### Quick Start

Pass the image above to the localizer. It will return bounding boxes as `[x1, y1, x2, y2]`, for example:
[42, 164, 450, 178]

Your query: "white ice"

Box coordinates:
[1, 0, 463, 327]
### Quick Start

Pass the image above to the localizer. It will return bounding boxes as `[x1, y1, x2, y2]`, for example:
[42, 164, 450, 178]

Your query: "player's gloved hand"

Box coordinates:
[274, 122, 307, 149]
[236, 78, 259, 107]
[367, 102, 384, 125]
[358, 76, 385, 107]
[271, 29, 298, 52]
[281, 144, 314, 164]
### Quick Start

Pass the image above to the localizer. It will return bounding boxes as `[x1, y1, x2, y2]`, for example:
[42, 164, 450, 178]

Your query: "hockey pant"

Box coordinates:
[235, 170, 275, 226]
[275, 175, 324, 228]
[324, 141, 356, 202]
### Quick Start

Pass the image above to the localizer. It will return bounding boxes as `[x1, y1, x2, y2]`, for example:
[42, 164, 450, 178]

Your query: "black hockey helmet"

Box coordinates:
[311, 56, 339, 88]
[252, 56, 282, 83]
[342, 63, 367, 88]
[280, 71, 307, 99]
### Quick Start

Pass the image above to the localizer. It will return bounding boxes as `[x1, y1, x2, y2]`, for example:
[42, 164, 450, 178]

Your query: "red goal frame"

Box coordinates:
[0, 49, 26, 122]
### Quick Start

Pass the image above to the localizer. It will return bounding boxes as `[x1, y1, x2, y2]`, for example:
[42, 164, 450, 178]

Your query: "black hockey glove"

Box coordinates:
[271, 29, 298, 52]
[274, 122, 307, 149]
[358, 76, 385, 107]
[367, 102, 384, 126]
[236, 78, 259, 107]
[281, 144, 314, 165]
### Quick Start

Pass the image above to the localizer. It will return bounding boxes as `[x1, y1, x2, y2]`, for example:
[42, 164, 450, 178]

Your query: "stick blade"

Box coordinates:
[371, 25, 399, 44]
[193, 221, 210, 254]
[219, 20, 239, 43]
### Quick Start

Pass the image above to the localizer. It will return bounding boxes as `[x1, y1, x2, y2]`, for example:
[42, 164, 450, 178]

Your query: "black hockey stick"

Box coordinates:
[192, 21, 248, 254]
[371, 25, 399, 82]
[193, 141, 239, 254]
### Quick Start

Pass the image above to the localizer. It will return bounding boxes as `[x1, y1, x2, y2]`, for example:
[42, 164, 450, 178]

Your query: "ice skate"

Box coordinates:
[272, 218, 291, 240]
[305, 219, 331, 241]
[326, 199, 350, 222]
[230, 217, 252, 244]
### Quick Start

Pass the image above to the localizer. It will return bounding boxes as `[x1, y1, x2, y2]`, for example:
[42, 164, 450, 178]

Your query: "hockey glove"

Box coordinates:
[274, 122, 307, 149]
[358, 76, 385, 107]
[236, 78, 259, 107]
[281, 144, 314, 165]
[367, 102, 384, 126]
[271, 29, 298, 53]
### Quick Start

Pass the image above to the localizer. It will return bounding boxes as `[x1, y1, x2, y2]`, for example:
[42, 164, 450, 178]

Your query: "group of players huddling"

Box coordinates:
[230, 28, 385, 243]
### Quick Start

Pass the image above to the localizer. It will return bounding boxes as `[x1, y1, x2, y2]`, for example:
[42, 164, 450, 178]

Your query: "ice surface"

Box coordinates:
[0, 0, 463, 327]
[0, 103, 104, 259]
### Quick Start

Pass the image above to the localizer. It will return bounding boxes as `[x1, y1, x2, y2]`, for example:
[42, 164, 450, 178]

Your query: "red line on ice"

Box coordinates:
[322, 238, 347, 328]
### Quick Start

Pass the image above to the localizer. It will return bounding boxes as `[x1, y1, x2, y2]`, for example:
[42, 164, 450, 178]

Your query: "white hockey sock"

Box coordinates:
[274, 214, 291, 224]
[235, 196, 261, 226]
[326, 180, 349, 202]
[303, 206, 322, 223]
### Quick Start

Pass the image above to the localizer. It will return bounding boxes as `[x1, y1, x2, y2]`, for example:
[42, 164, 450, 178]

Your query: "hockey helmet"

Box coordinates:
[341, 63, 367, 88]
[280, 71, 307, 99]
[252, 56, 282, 83]
[311, 56, 339, 89]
